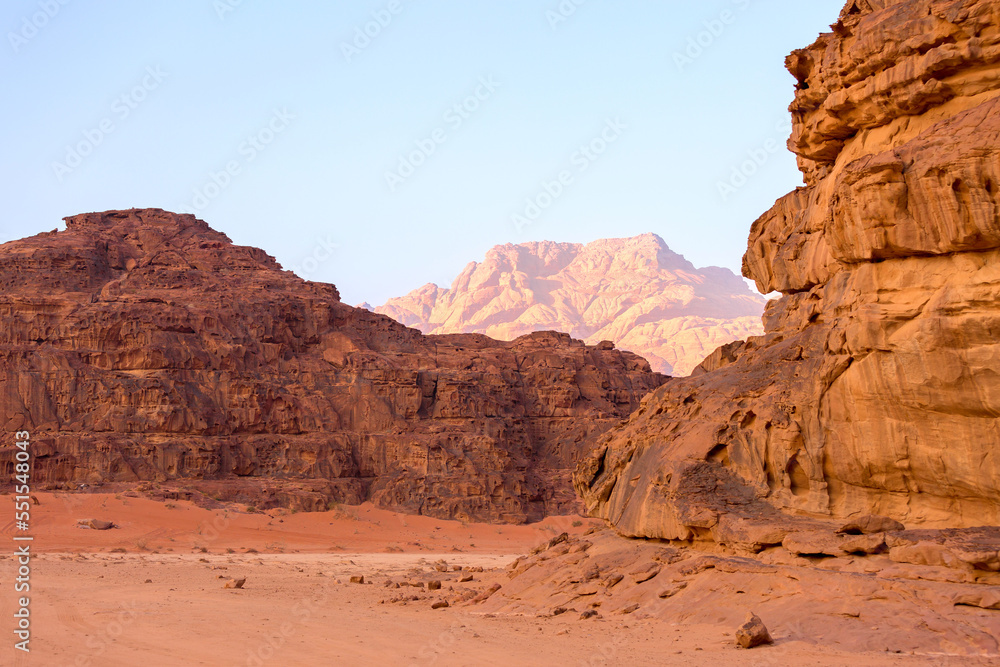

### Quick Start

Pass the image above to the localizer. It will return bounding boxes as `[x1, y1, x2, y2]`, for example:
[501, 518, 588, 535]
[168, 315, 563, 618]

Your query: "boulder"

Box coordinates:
[735, 613, 773, 649]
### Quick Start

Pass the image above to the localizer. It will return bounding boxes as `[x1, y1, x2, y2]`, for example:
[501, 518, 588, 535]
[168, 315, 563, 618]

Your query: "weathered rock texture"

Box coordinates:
[0, 209, 667, 522]
[576, 0, 1000, 543]
[376, 234, 766, 376]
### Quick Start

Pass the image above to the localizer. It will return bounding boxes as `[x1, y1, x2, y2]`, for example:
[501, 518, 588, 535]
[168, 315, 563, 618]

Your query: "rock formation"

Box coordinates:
[576, 0, 1000, 544]
[0, 209, 666, 522]
[377, 234, 766, 376]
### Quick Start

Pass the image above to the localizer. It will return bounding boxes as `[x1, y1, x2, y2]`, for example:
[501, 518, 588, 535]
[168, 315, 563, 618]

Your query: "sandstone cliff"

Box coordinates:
[0, 209, 667, 522]
[576, 0, 1000, 545]
[377, 234, 766, 376]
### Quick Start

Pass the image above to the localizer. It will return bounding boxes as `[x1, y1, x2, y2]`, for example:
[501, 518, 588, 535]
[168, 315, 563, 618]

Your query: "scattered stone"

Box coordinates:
[459, 574, 474, 583]
[735, 613, 773, 649]
[349, 575, 365, 584]
[621, 604, 639, 615]
[629, 562, 661, 584]
[548, 533, 569, 549]
[580, 610, 599, 620]
[431, 601, 449, 610]
[471, 584, 501, 603]
[603, 573, 624, 589]
[224, 578, 247, 590]
[658, 582, 688, 599]
[428, 580, 442, 591]
[78, 519, 115, 530]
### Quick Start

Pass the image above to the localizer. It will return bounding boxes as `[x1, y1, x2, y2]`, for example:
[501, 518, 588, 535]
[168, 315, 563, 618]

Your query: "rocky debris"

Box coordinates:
[657, 582, 686, 599]
[0, 209, 666, 523]
[224, 578, 246, 590]
[628, 563, 660, 584]
[576, 0, 1000, 542]
[470, 583, 501, 604]
[547, 533, 569, 549]
[377, 234, 765, 377]
[427, 580, 442, 591]
[458, 574, 473, 583]
[475, 528, 1000, 656]
[735, 613, 773, 649]
[77, 519, 115, 530]
[579, 610, 599, 620]
[349, 576, 365, 585]
[431, 600, 449, 610]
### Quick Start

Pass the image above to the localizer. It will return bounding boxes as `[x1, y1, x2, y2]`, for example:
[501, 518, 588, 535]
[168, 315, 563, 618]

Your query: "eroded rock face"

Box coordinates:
[376, 234, 765, 376]
[576, 0, 1000, 541]
[0, 209, 666, 522]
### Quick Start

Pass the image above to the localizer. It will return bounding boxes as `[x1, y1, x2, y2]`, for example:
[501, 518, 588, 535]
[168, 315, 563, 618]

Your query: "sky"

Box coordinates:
[0, 0, 845, 306]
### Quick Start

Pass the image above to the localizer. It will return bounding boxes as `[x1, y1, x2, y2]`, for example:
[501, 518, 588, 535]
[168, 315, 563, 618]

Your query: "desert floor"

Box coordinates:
[0, 493, 992, 666]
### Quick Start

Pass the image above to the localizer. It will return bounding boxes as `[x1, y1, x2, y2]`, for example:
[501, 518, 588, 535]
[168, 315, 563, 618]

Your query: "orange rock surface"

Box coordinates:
[0, 209, 666, 522]
[577, 0, 1000, 541]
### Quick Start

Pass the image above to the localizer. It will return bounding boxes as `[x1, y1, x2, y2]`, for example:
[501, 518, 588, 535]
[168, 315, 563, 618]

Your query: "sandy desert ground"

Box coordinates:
[0, 493, 994, 666]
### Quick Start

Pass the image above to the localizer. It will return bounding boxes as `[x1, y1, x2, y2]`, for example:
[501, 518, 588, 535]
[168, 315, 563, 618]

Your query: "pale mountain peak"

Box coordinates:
[377, 233, 765, 376]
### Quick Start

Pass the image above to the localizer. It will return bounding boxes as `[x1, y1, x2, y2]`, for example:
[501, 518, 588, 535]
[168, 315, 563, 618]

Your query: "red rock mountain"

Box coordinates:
[377, 234, 766, 376]
[576, 0, 1000, 545]
[0, 209, 666, 522]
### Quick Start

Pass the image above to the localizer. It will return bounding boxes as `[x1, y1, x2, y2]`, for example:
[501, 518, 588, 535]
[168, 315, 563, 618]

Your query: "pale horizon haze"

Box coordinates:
[0, 0, 846, 305]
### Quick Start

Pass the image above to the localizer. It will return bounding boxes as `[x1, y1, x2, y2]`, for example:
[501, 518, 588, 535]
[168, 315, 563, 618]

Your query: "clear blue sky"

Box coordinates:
[1, 0, 844, 305]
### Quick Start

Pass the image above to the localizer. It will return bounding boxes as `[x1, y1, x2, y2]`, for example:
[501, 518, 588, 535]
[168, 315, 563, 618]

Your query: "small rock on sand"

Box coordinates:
[735, 612, 773, 649]
[224, 578, 247, 590]
[349, 575, 365, 584]
[428, 580, 442, 590]
[431, 601, 449, 610]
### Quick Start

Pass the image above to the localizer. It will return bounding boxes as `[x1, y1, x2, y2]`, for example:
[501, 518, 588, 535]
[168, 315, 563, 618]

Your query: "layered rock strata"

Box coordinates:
[0, 209, 666, 522]
[576, 0, 1000, 543]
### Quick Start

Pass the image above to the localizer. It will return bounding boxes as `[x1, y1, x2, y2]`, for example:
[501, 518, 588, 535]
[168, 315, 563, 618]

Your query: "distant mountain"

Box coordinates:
[376, 234, 765, 375]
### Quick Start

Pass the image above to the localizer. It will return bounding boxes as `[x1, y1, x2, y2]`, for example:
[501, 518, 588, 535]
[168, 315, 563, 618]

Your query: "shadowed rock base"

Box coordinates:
[0, 209, 666, 522]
